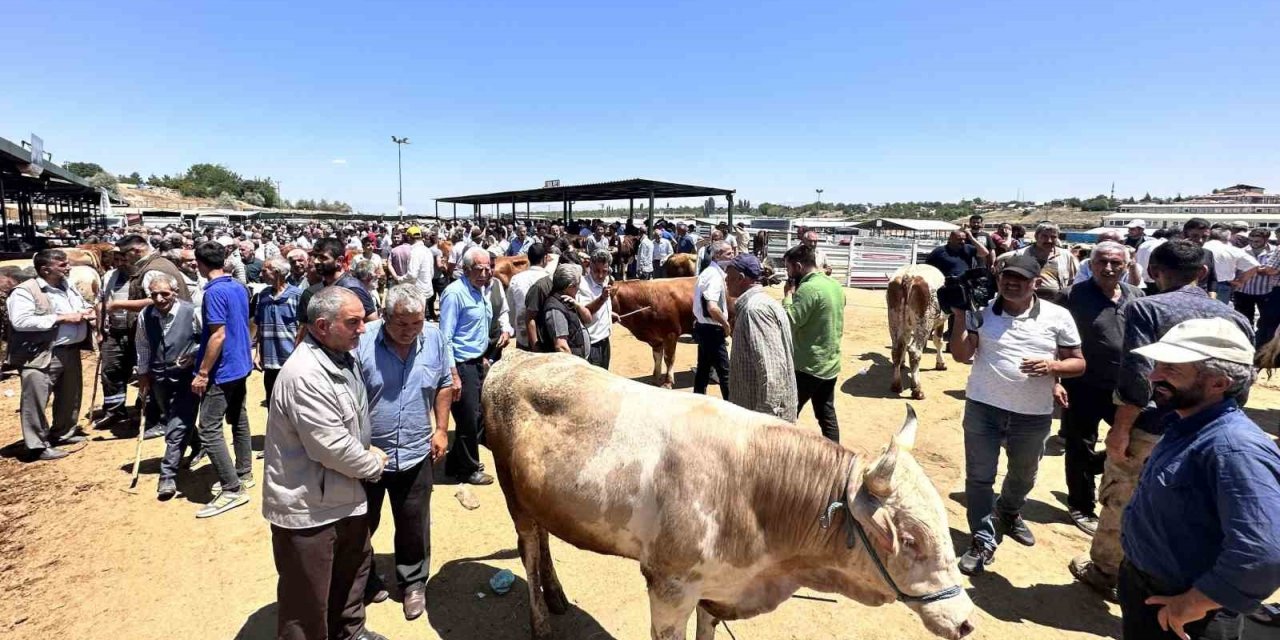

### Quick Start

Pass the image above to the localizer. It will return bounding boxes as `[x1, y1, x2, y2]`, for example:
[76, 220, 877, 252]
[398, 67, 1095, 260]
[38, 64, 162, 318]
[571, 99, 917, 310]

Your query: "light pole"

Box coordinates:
[391, 136, 410, 220]
[815, 188, 823, 212]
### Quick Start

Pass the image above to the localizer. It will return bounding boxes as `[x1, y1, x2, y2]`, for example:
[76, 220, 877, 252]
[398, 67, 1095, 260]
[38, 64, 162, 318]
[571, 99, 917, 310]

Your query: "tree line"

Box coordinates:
[62, 161, 352, 213]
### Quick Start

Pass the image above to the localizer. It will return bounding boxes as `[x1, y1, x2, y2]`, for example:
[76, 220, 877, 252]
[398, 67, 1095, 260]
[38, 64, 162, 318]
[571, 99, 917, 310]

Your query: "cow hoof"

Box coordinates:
[661, 381, 674, 389]
[889, 381, 902, 394]
[545, 586, 570, 615]
[912, 389, 925, 400]
[937, 362, 948, 371]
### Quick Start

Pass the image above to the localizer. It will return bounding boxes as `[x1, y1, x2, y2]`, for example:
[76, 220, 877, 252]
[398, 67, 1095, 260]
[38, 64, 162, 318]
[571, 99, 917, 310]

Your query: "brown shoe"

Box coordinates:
[403, 584, 426, 620]
[1069, 557, 1118, 603]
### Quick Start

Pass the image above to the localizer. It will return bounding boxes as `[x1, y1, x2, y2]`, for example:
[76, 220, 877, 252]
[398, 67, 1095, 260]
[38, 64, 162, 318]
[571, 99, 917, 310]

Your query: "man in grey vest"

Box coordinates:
[6, 249, 95, 461]
[135, 274, 202, 500]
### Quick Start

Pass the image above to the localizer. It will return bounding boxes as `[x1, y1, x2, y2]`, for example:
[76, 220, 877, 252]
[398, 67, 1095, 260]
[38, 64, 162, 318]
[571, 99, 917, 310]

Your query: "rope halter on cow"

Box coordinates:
[819, 458, 964, 605]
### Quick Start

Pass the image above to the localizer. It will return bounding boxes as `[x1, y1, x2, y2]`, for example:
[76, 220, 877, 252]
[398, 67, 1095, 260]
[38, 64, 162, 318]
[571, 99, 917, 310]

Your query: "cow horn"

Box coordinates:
[894, 404, 918, 452]
[864, 445, 897, 497]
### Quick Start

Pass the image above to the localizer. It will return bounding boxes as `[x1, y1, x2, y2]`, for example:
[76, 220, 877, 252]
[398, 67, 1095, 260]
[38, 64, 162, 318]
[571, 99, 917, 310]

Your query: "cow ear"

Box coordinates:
[894, 404, 918, 453]
[853, 490, 899, 557]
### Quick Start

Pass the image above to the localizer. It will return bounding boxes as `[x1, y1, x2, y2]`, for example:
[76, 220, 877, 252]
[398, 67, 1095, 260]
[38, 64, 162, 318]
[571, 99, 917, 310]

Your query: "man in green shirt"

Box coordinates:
[782, 243, 845, 442]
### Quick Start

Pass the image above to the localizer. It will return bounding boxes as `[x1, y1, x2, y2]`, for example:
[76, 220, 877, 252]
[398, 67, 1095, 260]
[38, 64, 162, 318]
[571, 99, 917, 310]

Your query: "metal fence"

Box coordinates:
[748, 228, 917, 289]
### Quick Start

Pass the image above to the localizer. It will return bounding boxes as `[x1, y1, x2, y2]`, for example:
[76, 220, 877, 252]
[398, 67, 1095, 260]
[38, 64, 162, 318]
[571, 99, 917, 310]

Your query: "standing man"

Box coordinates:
[192, 241, 255, 518]
[1232, 227, 1275, 324]
[1123, 220, 1148, 250]
[541, 264, 591, 358]
[651, 229, 673, 278]
[262, 287, 391, 640]
[1117, 319, 1280, 640]
[1071, 240, 1254, 601]
[356, 285, 453, 620]
[1202, 227, 1258, 303]
[782, 243, 846, 442]
[1009, 222, 1078, 300]
[508, 243, 552, 351]
[7, 249, 95, 461]
[506, 224, 531, 257]
[967, 214, 993, 256]
[286, 249, 311, 288]
[928, 229, 990, 337]
[692, 241, 734, 397]
[296, 238, 379, 343]
[636, 231, 654, 280]
[577, 250, 616, 369]
[725, 255, 796, 421]
[800, 230, 833, 277]
[1058, 242, 1143, 534]
[1256, 229, 1280, 349]
[135, 274, 201, 500]
[403, 227, 435, 313]
[240, 241, 264, 284]
[439, 248, 494, 486]
[253, 257, 302, 404]
[1134, 229, 1168, 295]
[950, 255, 1085, 576]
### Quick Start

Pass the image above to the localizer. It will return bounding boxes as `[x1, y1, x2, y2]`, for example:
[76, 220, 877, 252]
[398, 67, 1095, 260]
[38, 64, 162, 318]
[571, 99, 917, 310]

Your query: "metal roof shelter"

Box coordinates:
[435, 178, 737, 229]
[853, 217, 959, 241]
[0, 135, 119, 252]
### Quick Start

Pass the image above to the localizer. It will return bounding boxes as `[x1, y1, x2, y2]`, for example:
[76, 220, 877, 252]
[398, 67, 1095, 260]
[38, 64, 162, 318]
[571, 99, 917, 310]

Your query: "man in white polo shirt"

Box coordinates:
[692, 241, 735, 397]
[577, 250, 616, 369]
[1202, 227, 1259, 303]
[949, 254, 1086, 576]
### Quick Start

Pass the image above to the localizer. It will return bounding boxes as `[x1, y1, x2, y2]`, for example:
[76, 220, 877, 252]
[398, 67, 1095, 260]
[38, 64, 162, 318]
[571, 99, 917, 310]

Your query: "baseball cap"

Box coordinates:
[1000, 255, 1040, 279]
[1131, 318, 1254, 366]
[729, 254, 762, 280]
[1128, 219, 1147, 229]
[407, 226, 422, 236]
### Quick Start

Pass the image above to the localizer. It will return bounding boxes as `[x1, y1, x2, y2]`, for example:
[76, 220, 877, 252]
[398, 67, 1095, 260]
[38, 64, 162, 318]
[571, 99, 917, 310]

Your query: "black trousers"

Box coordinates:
[1259, 288, 1280, 350]
[272, 514, 372, 640]
[364, 459, 434, 590]
[1061, 381, 1114, 515]
[796, 371, 840, 442]
[1119, 561, 1220, 640]
[588, 338, 611, 370]
[693, 323, 729, 397]
[152, 370, 198, 483]
[100, 332, 135, 421]
[1234, 291, 1266, 326]
[445, 360, 485, 478]
[263, 367, 281, 406]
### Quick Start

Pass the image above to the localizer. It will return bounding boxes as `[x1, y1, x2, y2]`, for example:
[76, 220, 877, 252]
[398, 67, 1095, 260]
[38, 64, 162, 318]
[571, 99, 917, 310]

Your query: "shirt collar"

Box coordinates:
[35, 277, 64, 291]
[1160, 398, 1240, 438]
[993, 295, 1041, 319]
[376, 323, 423, 353]
[306, 335, 355, 375]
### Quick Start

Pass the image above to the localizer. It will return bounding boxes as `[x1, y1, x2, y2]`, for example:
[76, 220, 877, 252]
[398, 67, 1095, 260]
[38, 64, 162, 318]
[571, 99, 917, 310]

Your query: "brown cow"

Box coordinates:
[610, 277, 697, 387]
[484, 351, 976, 640]
[663, 253, 698, 278]
[494, 254, 530, 286]
[886, 265, 947, 400]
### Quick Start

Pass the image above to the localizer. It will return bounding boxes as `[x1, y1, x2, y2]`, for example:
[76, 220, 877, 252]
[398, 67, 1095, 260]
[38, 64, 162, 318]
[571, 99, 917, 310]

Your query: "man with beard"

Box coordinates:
[1070, 240, 1254, 601]
[1117, 318, 1280, 640]
[295, 238, 379, 344]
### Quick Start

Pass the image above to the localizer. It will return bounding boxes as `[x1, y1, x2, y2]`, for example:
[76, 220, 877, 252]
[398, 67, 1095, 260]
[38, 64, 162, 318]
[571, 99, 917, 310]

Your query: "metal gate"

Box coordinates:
[846, 237, 918, 289]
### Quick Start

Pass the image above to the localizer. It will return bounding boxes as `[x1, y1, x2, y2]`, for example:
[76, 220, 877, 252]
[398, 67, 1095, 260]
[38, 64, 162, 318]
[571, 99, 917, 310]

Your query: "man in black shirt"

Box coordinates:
[927, 230, 989, 278]
[294, 238, 379, 344]
[1058, 241, 1144, 535]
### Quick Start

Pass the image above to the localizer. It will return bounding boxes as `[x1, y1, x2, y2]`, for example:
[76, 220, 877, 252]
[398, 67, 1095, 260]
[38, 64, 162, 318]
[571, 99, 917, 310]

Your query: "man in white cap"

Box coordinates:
[1124, 219, 1148, 250]
[1116, 317, 1280, 640]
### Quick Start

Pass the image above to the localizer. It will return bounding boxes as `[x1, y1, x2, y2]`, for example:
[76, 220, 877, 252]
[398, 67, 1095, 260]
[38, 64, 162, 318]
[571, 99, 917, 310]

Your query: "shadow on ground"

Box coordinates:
[840, 352, 900, 399]
[968, 571, 1121, 639]
[426, 550, 617, 640]
[948, 491, 1070, 526]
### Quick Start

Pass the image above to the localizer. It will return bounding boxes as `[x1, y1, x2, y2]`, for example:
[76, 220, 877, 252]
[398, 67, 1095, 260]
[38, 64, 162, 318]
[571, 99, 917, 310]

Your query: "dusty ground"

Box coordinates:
[2, 285, 1278, 640]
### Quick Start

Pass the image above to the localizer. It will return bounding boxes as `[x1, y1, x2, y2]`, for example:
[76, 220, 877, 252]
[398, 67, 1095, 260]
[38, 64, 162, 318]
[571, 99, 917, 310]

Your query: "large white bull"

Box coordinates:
[886, 264, 947, 400]
[483, 351, 975, 640]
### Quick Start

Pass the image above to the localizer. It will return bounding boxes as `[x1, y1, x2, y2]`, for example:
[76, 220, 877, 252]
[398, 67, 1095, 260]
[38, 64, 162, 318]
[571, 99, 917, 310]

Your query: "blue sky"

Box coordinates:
[4, 0, 1278, 213]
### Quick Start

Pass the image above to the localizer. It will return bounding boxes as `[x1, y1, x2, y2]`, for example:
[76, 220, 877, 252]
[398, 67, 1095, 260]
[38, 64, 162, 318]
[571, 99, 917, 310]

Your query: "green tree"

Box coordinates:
[183, 164, 242, 198]
[88, 171, 118, 192]
[216, 191, 238, 208]
[65, 161, 106, 178]
[242, 191, 266, 207]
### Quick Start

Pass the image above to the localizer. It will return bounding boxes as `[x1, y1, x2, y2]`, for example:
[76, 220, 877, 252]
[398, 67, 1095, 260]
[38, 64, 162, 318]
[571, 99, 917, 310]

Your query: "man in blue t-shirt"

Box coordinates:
[926, 229, 988, 278]
[192, 241, 255, 519]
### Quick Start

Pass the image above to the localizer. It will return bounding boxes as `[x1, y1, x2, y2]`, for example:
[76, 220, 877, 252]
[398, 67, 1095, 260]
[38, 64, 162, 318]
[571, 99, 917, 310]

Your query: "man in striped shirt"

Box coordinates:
[1252, 228, 1280, 350]
[253, 257, 303, 405]
[1235, 228, 1278, 326]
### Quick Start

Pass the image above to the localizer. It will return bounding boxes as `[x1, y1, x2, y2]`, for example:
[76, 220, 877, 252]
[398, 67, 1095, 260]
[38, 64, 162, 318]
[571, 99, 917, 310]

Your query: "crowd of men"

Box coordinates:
[7, 211, 1280, 640]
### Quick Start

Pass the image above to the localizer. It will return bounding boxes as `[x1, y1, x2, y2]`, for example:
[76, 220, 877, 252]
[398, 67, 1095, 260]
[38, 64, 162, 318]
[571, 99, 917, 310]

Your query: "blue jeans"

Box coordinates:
[1213, 281, 1233, 304]
[963, 399, 1052, 548]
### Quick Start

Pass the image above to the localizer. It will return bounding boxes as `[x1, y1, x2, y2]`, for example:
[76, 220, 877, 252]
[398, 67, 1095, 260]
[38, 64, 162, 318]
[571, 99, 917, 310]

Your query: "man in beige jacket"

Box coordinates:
[261, 287, 390, 640]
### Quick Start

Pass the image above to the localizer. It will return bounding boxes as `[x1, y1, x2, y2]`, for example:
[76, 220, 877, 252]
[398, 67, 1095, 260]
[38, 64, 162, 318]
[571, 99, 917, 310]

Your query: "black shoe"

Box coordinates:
[1069, 510, 1098, 536]
[461, 471, 494, 486]
[365, 576, 390, 604]
[185, 450, 208, 471]
[958, 540, 995, 576]
[142, 426, 165, 440]
[997, 513, 1035, 547]
[157, 479, 177, 501]
[36, 447, 72, 461]
[55, 432, 88, 445]
[355, 629, 390, 640]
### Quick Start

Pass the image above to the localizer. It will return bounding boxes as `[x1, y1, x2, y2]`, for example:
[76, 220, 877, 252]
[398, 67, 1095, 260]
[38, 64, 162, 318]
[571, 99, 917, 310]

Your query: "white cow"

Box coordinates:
[886, 264, 947, 400]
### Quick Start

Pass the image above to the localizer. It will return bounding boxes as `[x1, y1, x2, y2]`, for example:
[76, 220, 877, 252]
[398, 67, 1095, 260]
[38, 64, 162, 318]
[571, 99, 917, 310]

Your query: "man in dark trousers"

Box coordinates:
[135, 274, 201, 500]
[1118, 318, 1280, 639]
[692, 241, 735, 397]
[1058, 241, 1143, 535]
[439, 247, 494, 485]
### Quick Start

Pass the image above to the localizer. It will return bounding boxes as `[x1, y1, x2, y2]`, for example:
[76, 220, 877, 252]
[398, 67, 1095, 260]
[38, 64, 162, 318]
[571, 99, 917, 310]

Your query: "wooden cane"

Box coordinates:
[127, 386, 150, 491]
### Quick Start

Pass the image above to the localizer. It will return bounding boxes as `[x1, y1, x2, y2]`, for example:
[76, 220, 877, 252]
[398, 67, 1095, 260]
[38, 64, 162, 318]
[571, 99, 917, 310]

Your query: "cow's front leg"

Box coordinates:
[933, 320, 948, 371]
[695, 605, 719, 640]
[645, 570, 699, 640]
[662, 336, 678, 388]
[651, 344, 665, 385]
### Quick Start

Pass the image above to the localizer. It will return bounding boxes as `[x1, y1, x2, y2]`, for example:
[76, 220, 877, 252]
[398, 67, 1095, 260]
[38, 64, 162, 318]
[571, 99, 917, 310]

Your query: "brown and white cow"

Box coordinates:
[610, 277, 697, 387]
[494, 254, 531, 286]
[664, 253, 698, 278]
[886, 264, 947, 400]
[485, 351, 975, 640]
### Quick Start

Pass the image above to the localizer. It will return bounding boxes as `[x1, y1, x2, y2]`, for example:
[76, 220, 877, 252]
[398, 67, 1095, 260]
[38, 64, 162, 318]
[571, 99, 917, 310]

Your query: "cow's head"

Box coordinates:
[848, 406, 975, 639]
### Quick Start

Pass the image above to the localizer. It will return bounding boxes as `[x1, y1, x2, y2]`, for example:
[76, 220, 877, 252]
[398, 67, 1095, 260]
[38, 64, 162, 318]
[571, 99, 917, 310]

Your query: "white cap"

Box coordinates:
[1128, 219, 1147, 229]
[214, 236, 235, 247]
[1132, 318, 1254, 366]
[1231, 220, 1249, 228]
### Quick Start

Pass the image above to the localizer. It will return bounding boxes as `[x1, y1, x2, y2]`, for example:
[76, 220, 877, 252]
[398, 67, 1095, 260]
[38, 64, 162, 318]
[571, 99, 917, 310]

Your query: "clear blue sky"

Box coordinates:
[4, 0, 1278, 213]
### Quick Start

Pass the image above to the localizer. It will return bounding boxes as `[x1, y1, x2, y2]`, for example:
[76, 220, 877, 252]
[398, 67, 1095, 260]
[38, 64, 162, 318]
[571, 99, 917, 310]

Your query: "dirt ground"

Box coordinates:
[2, 285, 1278, 640]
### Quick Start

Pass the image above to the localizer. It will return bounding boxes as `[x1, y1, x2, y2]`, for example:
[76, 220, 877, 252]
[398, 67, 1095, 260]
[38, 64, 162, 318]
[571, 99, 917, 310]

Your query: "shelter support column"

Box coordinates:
[647, 189, 655, 231]
[727, 193, 735, 228]
[629, 198, 634, 226]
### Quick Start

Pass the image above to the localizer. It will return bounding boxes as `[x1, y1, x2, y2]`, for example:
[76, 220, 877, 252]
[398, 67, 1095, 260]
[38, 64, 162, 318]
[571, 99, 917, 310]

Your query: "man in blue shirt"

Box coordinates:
[356, 284, 453, 621]
[1120, 318, 1280, 640]
[252, 257, 301, 405]
[439, 247, 494, 485]
[192, 241, 254, 518]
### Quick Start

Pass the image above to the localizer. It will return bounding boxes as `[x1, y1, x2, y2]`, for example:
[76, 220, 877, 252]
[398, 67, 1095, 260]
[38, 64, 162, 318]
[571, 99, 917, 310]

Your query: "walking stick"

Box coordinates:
[127, 386, 151, 492]
[85, 300, 105, 422]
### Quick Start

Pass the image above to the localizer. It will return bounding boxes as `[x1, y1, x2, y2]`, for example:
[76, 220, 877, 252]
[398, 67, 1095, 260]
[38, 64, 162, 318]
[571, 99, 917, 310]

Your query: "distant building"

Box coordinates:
[1109, 184, 1280, 230]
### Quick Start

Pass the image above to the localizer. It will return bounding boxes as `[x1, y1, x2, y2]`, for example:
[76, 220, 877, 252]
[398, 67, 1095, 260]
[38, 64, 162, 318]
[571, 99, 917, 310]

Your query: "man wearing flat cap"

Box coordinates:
[724, 255, 796, 421]
[1117, 318, 1280, 640]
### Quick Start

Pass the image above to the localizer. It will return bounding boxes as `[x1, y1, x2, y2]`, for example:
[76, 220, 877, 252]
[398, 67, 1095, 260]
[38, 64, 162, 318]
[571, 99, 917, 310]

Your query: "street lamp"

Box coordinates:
[391, 136, 410, 220]
[816, 189, 823, 212]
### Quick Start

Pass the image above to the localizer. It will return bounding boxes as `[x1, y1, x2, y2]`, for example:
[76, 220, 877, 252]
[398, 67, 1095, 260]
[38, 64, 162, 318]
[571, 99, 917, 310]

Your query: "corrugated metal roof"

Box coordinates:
[854, 218, 959, 232]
